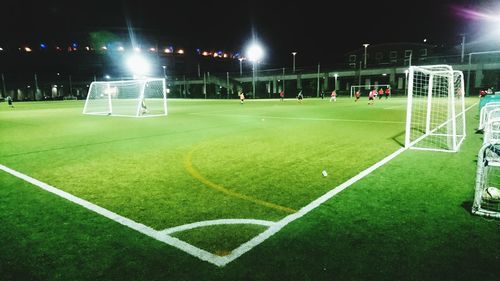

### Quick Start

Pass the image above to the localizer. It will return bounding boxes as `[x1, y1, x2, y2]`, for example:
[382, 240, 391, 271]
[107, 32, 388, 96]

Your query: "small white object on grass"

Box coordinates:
[322, 170, 328, 177]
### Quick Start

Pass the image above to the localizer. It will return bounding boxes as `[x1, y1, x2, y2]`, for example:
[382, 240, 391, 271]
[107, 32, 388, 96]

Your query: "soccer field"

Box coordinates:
[1, 97, 499, 280]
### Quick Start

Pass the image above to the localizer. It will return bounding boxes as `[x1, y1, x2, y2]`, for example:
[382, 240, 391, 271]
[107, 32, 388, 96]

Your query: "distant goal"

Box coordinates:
[404, 65, 466, 152]
[350, 84, 390, 98]
[83, 78, 167, 117]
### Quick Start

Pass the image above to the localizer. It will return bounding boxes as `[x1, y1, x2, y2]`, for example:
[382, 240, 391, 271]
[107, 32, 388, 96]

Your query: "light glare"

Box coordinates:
[126, 55, 151, 77]
[246, 43, 264, 62]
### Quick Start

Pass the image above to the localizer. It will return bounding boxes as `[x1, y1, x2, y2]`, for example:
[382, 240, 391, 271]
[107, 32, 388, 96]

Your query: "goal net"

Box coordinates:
[479, 102, 500, 130]
[350, 84, 390, 98]
[404, 65, 466, 152]
[83, 78, 167, 117]
[473, 143, 500, 218]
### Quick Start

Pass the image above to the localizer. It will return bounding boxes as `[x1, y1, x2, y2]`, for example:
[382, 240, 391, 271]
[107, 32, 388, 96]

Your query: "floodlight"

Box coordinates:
[126, 54, 151, 77]
[246, 43, 264, 62]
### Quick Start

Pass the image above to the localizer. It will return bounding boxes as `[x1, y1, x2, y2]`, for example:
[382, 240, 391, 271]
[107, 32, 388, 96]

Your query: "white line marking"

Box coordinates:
[190, 112, 405, 124]
[216, 146, 408, 266]
[0, 164, 226, 267]
[160, 219, 275, 235]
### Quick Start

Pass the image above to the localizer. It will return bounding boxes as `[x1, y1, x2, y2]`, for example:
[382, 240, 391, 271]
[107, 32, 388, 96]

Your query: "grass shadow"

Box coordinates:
[390, 130, 406, 147]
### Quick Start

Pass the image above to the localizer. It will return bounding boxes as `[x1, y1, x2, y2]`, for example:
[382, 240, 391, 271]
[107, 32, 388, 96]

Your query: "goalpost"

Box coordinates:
[350, 84, 390, 98]
[83, 78, 167, 117]
[404, 65, 466, 152]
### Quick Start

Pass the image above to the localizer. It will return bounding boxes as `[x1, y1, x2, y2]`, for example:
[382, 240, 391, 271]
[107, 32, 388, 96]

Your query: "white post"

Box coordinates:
[404, 67, 415, 148]
[449, 71, 457, 151]
[459, 72, 466, 139]
[107, 83, 113, 114]
[425, 74, 434, 134]
[135, 81, 147, 117]
[82, 82, 93, 114]
[163, 78, 168, 115]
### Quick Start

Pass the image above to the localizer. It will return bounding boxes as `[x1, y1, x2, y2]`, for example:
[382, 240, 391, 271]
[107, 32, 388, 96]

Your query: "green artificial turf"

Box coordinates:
[0, 98, 408, 245]
[1, 97, 499, 281]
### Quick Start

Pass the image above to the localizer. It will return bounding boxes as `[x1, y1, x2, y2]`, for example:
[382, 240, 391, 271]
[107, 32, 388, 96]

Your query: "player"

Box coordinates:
[279, 90, 285, 102]
[239, 91, 245, 104]
[354, 90, 361, 102]
[140, 98, 148, 115]
[384, 87, 391, 99]
[297, 90, 303, 103]
[378, 88, 384, 100]
[479, 89, 486, 98]
[368, 88, 376, 105]
[6, 96, 14, 108]
[330, 90, 337, 102]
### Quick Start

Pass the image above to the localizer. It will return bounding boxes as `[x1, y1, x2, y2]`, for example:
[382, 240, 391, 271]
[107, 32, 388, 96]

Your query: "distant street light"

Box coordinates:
[363, 43, 370, 68]
[239, 58, 244, 76]
[162, 65, 167, 78]
[292, 52, 297, 73]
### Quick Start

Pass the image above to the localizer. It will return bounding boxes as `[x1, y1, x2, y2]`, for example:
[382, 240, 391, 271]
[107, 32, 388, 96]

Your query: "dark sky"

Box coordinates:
[0, 0, 495, 67]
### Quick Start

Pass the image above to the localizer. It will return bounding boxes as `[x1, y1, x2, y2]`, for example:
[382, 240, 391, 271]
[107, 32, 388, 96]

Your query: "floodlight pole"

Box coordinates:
[203, 72, 207, 99]
[292, 52, 297, 73]
[282, 68, 285, 94]
[69, 75, 73, 97]
[363, 44, 369, 68]
[162, 65, 166, 78]
[334, 73, 338, 91]
[226, 72, 230, 99]
[252, 62, 256, 98]
[460, 34, 466, 63]
[316, 63, 320, 97]
[34, 74, 39, 100]
[1, 73, 6, 98]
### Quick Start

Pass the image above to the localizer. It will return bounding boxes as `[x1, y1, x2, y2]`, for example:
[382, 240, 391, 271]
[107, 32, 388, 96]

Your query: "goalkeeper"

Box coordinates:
[140, 98, 148, 115]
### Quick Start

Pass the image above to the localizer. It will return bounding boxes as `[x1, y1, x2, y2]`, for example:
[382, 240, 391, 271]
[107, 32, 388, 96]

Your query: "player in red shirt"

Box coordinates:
[385, 87, 391, 99]
[479, 89, 486, 98]
[354, 90, 361, 102]
[279, 90, 285, 102]
[368, 89, 376, 105]
[378, 88, 384, 100]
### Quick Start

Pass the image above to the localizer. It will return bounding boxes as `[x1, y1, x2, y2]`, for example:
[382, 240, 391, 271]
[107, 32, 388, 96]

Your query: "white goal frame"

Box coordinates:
[350, 84, 391, 98]
[83, 78, 167, 118]
[479, 102, 500, 130]
[404, 65, 466, 153]
[473, 143, 500, 219]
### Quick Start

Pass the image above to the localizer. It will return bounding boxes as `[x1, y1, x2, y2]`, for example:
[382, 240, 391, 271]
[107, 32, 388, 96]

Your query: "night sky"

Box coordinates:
[0, 0, 496, 67]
